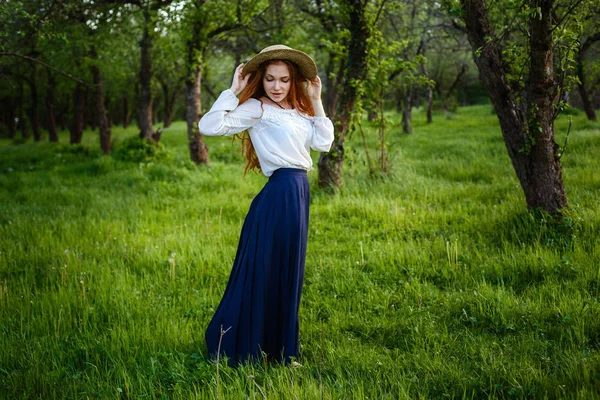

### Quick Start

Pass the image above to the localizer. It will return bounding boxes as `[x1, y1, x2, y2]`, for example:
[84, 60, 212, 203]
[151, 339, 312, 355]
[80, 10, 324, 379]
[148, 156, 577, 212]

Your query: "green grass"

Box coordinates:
[0, 106, 599, 399]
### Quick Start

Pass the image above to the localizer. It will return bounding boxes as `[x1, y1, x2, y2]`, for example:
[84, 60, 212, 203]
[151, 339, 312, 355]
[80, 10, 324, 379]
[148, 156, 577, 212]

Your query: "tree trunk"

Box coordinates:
[461, 0, 567, 213]
[105, 95, 112, 128]
[402, 87, 412, 134]
[160, 80, 176, 128]
[91, 49, 111, 154]
[138, 8, 154, 140]
[418, 44, 433, 123]
[394, 87, 402, 113]
[70, 84, 85, 144]
[30, 69, 41, 142]
[19, 118, 28, 140]
[577, 82, 596, 121]
[87, 90, 96, 132]
[4, 98, 17, 139]
[162, 84, 171, 127]
[186, 42, 209, 165]
[576, 54, 597, 121]
[426, 86, 433, 123]
[524, 0, 567, 211]
[45, 72, 59, 142]
[55, 99, 67, 131]
[318, 0, 370, 188]
[18, 81, 29, 140]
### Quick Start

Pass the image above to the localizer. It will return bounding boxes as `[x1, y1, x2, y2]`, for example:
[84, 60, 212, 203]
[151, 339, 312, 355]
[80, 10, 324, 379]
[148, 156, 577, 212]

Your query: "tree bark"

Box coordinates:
[421, 61, 433, 124]
[186, 43, 209, 165]
[91, 49, 111, 154]
[138, 7, 155, 140]
[426, 87, 433, 123]
[18, 81, 29, 140]
[56, 107, 67, 132]
[87, 90, 96, 132]
[575, 32, 600, 121]
[575, 52, 597, 121]
[70, 84, 86, 144]
[159, 79, 177, 128]
[4, 98, 17, 139]
[45, 71, 59, 142]
[524, 0, 567, 211]
[105, 95, 112, 128]
[402, 87, 412, 134]
[30, 68, 41, 142]
[461, 0, 567, 213]
[394, 87, 403, 113]
[445, 64, 467, 106]
[318, 0, 370, 188]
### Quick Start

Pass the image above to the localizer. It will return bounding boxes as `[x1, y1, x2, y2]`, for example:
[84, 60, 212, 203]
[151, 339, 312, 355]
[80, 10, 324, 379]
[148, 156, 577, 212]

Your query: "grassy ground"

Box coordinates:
[0, 105, 599, 399]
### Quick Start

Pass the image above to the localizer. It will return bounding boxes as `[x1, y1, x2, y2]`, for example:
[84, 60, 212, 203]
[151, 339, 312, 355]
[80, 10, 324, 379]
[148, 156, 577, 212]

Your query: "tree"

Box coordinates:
[0, 0, 50, 142]
[61, 0, 114, 150]
[455, 0, 577, 213]
[100, 0, 172, 140]
[180, 0, 266, 165]
[574, 2, 600, 121]
[361, 3, 432, 172]
[317, 0, 371, 188]
[154, 37, 185, 129]
[383, 0, 436, 132]
[298, 0, 347, 118]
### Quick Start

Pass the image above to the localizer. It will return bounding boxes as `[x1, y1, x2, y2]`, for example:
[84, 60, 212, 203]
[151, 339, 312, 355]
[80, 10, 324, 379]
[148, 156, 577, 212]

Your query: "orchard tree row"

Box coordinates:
[1, 0, 599, 214]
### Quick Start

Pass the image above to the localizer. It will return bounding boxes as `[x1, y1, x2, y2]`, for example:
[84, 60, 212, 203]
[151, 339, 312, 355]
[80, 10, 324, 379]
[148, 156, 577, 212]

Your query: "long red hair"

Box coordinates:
[236, 60, 316, 174]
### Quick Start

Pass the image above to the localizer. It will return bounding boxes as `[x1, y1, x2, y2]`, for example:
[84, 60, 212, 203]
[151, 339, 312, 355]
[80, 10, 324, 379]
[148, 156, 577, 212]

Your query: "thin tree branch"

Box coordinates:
[552, 0, 585, 31]
[0, 52, 92, 87]
[374, 0, 388, 25]
[581, 31, 600, 54]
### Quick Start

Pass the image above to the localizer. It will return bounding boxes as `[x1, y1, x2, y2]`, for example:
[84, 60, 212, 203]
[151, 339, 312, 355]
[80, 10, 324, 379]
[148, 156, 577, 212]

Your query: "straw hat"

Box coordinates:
[241, 44, 318, 79]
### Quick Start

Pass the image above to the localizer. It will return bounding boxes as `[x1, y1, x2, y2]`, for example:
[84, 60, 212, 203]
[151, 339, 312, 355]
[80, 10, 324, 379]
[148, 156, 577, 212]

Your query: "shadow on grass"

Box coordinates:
[486, 209, 578, 250]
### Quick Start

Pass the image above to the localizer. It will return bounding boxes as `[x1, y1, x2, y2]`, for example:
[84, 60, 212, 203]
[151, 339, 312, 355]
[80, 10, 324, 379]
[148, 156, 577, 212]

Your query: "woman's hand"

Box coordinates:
[230, 64, 251, 96]
[306, 76, 326, 117]
[306, 76, 322, 101]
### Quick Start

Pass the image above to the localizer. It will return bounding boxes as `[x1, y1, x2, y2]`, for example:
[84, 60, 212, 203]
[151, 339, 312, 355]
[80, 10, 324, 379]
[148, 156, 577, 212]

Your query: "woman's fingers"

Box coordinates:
[231, 64, 247, 95]
[307, 76, 321, 99]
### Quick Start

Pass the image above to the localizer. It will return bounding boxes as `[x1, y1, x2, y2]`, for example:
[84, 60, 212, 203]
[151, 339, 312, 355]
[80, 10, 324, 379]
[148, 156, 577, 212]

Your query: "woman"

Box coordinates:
[199, 45, 334, 366]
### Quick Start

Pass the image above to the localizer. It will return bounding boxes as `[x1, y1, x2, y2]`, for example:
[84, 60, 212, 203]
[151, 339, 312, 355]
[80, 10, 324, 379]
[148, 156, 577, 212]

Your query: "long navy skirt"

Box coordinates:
[205, 168, 310, 366]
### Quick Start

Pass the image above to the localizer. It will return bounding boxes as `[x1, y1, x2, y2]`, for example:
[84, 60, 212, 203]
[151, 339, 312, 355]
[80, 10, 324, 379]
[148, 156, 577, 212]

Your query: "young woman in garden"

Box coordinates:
[198, 45, 334, 366]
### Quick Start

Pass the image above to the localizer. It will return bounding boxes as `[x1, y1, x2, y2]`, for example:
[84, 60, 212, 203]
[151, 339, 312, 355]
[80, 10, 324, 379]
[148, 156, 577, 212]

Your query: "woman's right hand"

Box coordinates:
[230, 64, 251, 96]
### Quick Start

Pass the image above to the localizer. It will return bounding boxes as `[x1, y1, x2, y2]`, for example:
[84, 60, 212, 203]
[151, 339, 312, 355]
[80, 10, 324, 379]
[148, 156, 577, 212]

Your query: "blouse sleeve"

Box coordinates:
[309, 116, 335, 152]
[198, 89, 263, 136]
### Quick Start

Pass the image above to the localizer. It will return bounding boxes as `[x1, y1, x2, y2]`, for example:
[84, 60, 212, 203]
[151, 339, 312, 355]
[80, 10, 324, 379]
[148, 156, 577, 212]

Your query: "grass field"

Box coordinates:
[0, 105, 599, 399]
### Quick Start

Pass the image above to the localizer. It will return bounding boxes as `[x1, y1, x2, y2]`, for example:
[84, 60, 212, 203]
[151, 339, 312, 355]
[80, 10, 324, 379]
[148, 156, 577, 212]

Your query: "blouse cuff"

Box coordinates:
[311, 117, 335, 152]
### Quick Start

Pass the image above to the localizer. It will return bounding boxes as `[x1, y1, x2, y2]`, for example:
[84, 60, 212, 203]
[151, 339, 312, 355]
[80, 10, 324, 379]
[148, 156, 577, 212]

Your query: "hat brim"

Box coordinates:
[241, 49, 318, 80]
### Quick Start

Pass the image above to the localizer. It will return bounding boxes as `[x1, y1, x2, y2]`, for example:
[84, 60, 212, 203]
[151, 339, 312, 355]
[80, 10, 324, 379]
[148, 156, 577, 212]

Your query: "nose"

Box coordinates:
[274, 81, 281, 90]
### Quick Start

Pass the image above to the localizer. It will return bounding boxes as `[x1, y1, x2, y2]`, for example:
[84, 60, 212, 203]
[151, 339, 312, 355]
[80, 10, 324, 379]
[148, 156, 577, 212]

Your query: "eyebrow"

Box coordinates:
[265, 74, 290, 79]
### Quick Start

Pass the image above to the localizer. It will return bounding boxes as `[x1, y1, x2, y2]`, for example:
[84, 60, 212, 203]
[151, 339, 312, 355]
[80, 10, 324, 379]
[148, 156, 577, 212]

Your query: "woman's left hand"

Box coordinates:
[306, 76, 322, 101]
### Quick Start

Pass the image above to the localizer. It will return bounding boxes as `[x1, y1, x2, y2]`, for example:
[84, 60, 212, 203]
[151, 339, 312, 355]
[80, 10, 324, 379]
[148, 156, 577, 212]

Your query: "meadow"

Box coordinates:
[0, 105, 599, 399]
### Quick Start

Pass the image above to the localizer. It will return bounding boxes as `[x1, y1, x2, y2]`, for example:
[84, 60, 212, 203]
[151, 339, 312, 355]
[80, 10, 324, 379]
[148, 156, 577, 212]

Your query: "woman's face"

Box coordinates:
[262, 61, 291, 104]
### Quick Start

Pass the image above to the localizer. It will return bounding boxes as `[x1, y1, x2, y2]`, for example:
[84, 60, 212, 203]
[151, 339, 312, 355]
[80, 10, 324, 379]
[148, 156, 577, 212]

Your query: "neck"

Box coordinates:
[264, 96, 292, 109]
[276, 100, 290, 109]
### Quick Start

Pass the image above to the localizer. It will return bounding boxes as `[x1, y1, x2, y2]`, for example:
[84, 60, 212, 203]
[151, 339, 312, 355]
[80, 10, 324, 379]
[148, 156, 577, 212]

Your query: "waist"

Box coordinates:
[268, 168, 307, 180]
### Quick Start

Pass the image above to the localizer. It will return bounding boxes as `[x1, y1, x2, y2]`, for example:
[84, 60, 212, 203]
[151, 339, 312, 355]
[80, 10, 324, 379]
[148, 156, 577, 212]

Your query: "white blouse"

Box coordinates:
[198, 89, 335, 177]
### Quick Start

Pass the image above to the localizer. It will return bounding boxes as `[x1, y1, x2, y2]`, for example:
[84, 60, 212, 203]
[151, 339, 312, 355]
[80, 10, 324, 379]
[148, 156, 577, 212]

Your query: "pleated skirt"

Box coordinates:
[205, 168, 310, 366]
